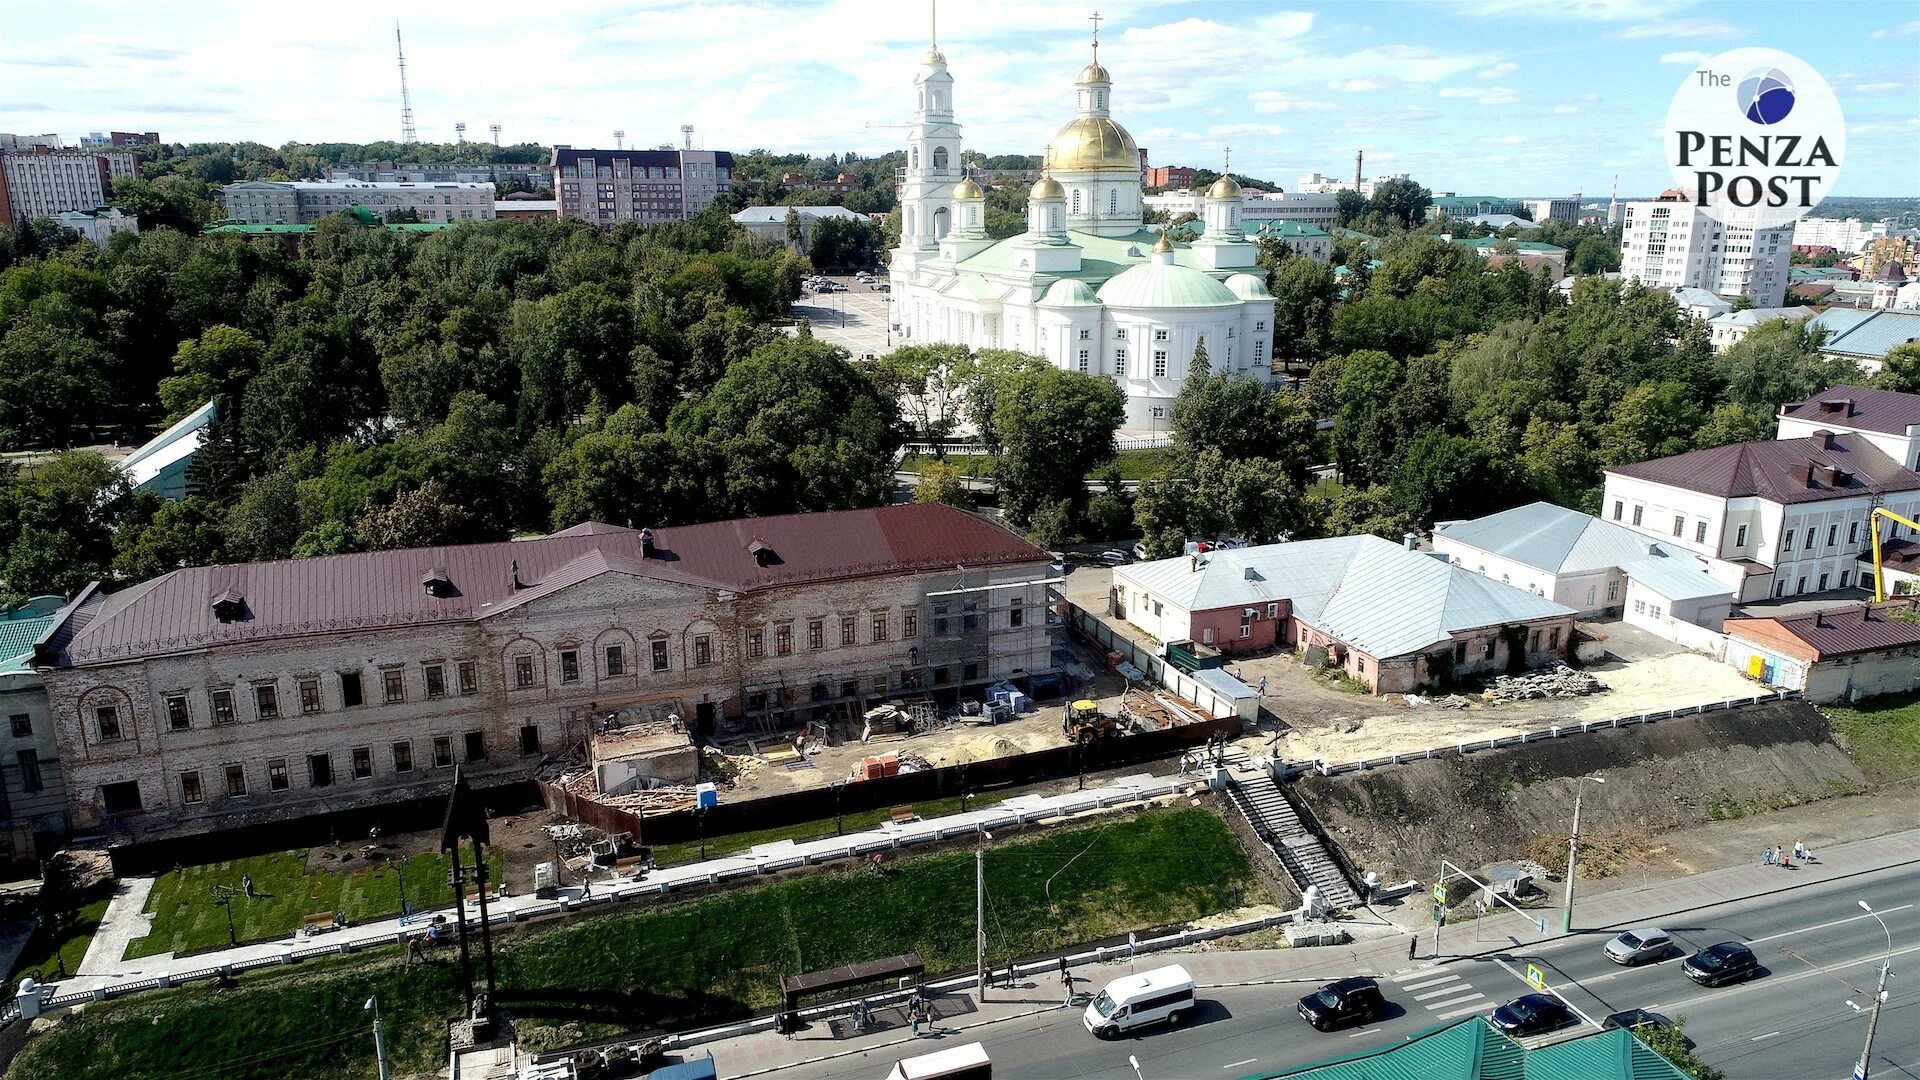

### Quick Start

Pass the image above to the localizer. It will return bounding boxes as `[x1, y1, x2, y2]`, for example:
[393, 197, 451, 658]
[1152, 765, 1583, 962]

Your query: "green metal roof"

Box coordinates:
[1240, 1020, 1691, 1080]
[1452, 236, 1568, 255]
[945, 227, 1265, 307]
[1098, 260, 1242, 308]
[1246, 219, 1332, 239]
[0, 612, 55, 674]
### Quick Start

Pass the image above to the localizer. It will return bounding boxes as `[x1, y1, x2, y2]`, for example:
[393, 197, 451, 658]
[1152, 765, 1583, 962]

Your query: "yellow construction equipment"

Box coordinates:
[1869, 506, 1920, 600]
[1062, 699, 1118, 744]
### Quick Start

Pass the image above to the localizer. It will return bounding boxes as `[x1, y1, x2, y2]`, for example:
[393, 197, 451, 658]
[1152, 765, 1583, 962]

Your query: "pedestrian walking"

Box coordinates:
[1763, 847, 1776, 866]
[1061, 970, 1076, 1005]
[909, 1000, 923, 1035]
[1779, 843, 1792, 869]
[1793, 840, 1809, 863]
[241, 874, 254, 898]
[1258, 675, 1269, 697]
[1408, 937, 1418, 961]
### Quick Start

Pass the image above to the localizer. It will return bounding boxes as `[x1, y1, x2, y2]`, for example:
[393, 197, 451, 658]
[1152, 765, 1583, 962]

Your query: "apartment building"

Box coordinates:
[552, 146, 735, 226]
[1619, 198, 1792, 308]
[1523, 196, 1579, 226]
[1145, 166, 1195, 189]
[219, 180, 496, 225]
[80, 131, 161, 149]
[1602, 432, 1920, 602]
[0, 146, 137, 225]
[1144, 190, 1338, 231]
[329, 161, 550, 188]
[35, 504, 1055, 841]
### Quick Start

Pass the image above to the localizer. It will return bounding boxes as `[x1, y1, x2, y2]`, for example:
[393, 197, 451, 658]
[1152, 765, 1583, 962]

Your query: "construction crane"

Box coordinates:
[395, 23, 418, 145]
[1869, 506, 1920, 600]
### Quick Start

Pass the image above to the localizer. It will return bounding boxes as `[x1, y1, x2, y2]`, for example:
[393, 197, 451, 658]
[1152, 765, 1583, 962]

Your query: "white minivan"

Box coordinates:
[1082, 964, 1197, 1039]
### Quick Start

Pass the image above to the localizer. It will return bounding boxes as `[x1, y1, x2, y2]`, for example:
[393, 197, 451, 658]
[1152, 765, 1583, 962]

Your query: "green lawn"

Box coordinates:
[7, 894, 110, 982]
[649, 789, 1014, 867]
[1825, 691, 1920, 785]
[15, 809, 1253, 1080]
[901, 447, 1171, 482]
[126, 849, 503, 960]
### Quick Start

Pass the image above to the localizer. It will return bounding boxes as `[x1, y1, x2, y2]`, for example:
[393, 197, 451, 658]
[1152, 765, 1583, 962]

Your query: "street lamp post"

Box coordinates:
[1563, 775, 1606, 932]
[366, 996, 391, 1080]
[976, 830, 992, 1001]
[1856, 900, 1893, 1080]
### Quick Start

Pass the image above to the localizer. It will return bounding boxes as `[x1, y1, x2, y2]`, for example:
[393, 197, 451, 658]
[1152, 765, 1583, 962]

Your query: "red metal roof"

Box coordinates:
[1607, 433, 1920, 504]
[61, 504, 1043, 665]
[1728, 598, 1920, 660]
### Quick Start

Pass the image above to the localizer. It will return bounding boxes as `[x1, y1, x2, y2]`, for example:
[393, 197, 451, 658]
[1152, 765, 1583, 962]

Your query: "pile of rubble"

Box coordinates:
[1485, 665, 1608, 701]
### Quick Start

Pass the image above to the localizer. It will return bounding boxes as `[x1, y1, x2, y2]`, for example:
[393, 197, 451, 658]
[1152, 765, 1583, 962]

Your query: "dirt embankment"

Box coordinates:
[1294, 700, 1867, 886]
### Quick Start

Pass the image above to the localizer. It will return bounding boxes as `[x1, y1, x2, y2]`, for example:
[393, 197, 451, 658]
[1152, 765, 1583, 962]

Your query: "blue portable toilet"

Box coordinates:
[649, 1052, 717, 1080]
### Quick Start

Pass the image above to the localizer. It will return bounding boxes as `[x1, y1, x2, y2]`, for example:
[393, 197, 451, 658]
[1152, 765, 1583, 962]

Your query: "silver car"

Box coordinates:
[1604, 927, 1674, 965]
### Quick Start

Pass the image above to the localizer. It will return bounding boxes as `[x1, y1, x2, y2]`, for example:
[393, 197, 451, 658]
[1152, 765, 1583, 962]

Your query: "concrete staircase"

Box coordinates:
[1226, 776, 1361, 909]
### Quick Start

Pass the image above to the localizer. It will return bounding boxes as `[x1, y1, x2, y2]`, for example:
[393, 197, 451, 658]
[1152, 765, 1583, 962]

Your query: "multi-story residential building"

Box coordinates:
[81, 131, 161, 149]
[1145, 166, 1195, 189]
[1, 598, 71, 865]
[1619, 198, 1792, 308]
[1144, 190, 1338, 231]
[1602, 432, 1920, 602]
[1295, 171, 1409, 197]
[1792, 216, 1894, 255]
[0, 146, 136, 226]
[329, 161, 550, 188]
[219, 180, 496, 225]
[0, 134, 63, 150]
[34, 504, 1055, 840]
[551, 147, 735, 226]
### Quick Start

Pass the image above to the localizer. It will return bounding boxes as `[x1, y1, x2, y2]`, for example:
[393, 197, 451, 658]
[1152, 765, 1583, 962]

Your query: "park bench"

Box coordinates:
[301, 911, 342, 936]
[889, 805, 920, 825]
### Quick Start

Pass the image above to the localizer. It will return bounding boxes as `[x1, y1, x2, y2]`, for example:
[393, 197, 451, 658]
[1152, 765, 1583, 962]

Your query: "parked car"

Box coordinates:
[1083, 964, 1196, 1039]
[1296, 977, 1386, 1031]
[1098, 550, 1130, 566]
[1602, 1008, 1674, 1035]
[1489, 994, 1576, 1037]
[1682, 942, 1759, 986]
[875, 283, 892, 292]
[1604, 927, 1675, 966]
[1131, 541, 1149, 560]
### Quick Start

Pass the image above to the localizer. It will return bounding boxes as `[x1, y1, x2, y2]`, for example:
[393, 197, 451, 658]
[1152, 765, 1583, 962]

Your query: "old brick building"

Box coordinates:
[36, 505, 1055, 839]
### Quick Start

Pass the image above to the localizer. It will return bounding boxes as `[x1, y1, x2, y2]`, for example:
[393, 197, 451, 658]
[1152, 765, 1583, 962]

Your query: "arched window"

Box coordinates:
[905, 207, 916, 237]
[968, 206, 977, 227]
[933, 146, 949, 171]
[933, 206, 950, 239]
[919, 91, 925, 111]
[1072, 189, 1082, 214]
[1052, 208, 1062, 231]
[911, 147, 919, 170]
[1098, 91, 1107, 110]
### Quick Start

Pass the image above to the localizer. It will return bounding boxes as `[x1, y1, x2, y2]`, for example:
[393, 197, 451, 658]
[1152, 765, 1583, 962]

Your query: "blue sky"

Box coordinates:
[1, 0, 1914, 197]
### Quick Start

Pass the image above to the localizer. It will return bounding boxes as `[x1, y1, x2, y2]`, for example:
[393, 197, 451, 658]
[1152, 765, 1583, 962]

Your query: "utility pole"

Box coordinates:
[1431, 858, 1444, 957]
[976, 830, 989, 1000]
[366, 997, 391, 1080]
[1856, 900, 1893, 1080]
[395, 23, 418, 145]
[1563, 775, 1605, 932]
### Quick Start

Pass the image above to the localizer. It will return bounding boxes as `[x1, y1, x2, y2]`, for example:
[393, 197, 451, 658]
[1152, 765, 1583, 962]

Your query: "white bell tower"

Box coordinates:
[895, 3, 963, 271]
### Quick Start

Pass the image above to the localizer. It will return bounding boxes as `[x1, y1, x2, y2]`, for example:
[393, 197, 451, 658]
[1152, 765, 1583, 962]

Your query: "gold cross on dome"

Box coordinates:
[1090, 11, 1102, 57]
[1224, 146, 1232, 172]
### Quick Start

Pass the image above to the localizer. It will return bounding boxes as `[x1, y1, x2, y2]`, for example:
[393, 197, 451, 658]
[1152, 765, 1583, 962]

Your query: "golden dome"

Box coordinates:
[1153, 231, 1174, 254]
[1077, 61, 1112, 84]
[1049, 116, 1141, 172]
[1207, 174, 1242, 199]
[924, 45, 947, 65]
[1030, 174, 1065, 199]
[954, 176, 984, 199]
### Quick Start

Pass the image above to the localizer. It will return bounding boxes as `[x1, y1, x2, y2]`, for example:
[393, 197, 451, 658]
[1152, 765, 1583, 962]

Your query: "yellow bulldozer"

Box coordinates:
[1062, 699, 1119, 744]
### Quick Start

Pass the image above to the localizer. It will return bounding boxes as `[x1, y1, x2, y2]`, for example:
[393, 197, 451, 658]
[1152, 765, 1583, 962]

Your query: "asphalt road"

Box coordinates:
[773, 862, 1919, 1079]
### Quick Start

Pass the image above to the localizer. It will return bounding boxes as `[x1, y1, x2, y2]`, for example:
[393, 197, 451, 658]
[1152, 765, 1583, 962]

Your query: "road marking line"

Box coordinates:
[1424, 992, 1487, 1012]
[1391, 968, 1442, 983]
[1432, 999, 1497, 1020]
[1223, 1058, 1257, 1068]
[1640, 939, 1920, 1016]
[1491, 957, 1598, 1028]
[1414, 984, 1477, 1002]
[1399, 974, 1460, 991]
[1347, 1027, 1380, 1038]
[1748, 904, 1913, 945]
[1751, 1031, 1781, 1041]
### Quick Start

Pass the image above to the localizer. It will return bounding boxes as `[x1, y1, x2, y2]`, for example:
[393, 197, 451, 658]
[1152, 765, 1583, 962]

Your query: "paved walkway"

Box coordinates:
[696, 825, 1920, 1077]
[52, 772, 1199, 995]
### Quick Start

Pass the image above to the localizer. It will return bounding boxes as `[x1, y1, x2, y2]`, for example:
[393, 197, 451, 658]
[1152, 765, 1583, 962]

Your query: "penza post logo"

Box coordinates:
[1666, 47, 1845, 229]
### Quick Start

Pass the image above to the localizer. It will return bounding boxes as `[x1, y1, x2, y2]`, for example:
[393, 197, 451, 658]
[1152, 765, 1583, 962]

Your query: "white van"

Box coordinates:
[885, 1040, 991, 1079]
[1082, 964, 1197, 1039]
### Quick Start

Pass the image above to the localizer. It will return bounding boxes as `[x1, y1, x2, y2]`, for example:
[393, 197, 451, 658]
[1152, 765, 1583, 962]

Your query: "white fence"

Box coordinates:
[901, 433, 1171, 458]
[1287, 689, 1801, 778]
[1068, 606, 1249, 721]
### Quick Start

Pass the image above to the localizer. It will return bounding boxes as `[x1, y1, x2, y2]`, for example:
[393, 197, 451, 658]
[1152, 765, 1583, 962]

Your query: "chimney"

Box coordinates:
[1403, 532, 1417, 551]
[639, 527, 656, 559]
[1189, 554, 1199, 573]
[1803, 460, 1818, 487]
[1813, 429, 1836, 449]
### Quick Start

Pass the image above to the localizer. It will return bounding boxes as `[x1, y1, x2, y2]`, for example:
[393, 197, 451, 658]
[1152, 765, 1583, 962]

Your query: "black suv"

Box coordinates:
[1490, 993, 1576, 1037]
[1682, 942, 1759, 986]
[1297, 977, 1387, 1031]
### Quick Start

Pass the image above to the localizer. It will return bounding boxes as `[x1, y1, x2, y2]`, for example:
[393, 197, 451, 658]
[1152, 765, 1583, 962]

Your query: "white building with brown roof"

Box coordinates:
[1778, 385, 1920, 469]
[34, 505, 1054, 840]
[1602, 432, 1920, 602]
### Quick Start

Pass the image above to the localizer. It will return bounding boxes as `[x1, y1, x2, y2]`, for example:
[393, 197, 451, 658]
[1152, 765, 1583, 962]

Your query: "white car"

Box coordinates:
[1131, 541, 1149, 561]
[1603, 927, 1674, 965]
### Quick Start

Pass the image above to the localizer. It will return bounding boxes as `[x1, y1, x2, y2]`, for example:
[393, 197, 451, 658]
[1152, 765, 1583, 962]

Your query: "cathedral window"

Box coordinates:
[1072, 190, 1082, 214]
[1109, 190, 1118, 215]
[1115, 347, 1127, 367]
[1079, 329, 1090, 340]
[1154, 328, 1168, 341]
[1255, 340, 1266, 366]
[911, 147, 919, 169]
[1078, 350, 1090, 372]
[1153, 350, 1168, 377]
[933, 146, 948, 171]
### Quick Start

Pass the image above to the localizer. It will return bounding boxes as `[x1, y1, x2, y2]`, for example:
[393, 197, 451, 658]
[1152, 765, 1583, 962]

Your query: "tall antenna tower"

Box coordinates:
[395, 23, 418, 145]
[614, 130, 625, 150]
[1608, 173, 1619, 226]
[488, 124, 501, 146]
[455, 122, 466, 145]
[681, 124, 695, 150]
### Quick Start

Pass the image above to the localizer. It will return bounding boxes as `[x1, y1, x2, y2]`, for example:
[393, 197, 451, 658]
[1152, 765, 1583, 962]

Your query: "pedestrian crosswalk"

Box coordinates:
[1391, 967, 1494, 1021]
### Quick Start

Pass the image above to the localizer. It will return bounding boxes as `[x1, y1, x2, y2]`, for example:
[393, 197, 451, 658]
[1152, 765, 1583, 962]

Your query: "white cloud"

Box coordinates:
[1872, 19, 1920, 38]
[1659, 51, 1709, 65]
[1438, 85, 1519, 105]
[1248, 90, 1338, 113]
[1478, 62, 1517, 78]
[1616, 18, 1741, 40]
[1207, 123, 1290, 138]
[1327, 78, 1392, 92]
[1456, 0, 1684, 20]
[1487, 134, 1526, 144]
[1553, 104, 1581, 115]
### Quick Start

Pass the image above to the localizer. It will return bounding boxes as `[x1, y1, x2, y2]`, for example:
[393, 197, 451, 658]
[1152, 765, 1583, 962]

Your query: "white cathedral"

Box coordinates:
[887, 27, 1277, 431]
